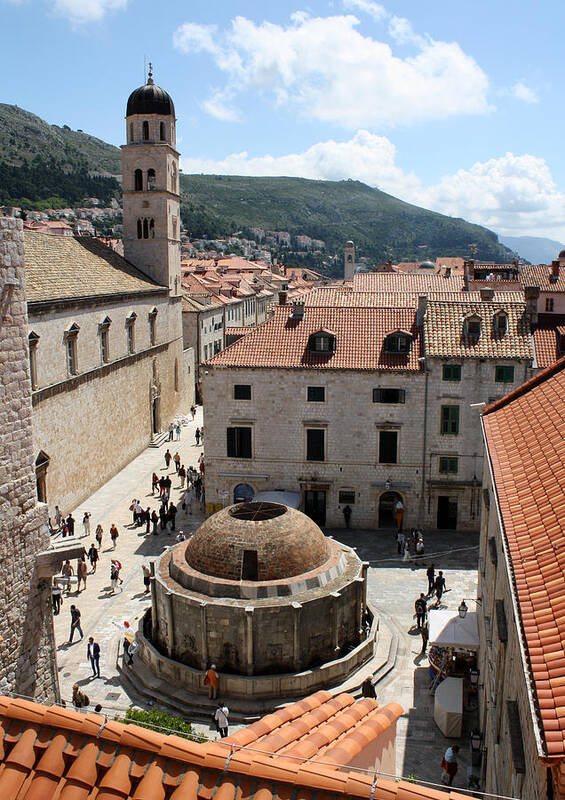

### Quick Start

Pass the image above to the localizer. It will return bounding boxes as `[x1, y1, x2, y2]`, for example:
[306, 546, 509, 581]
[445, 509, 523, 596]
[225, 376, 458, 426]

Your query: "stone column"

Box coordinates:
[164, 591, 175, 657]
[150, 561, 158, 641]
[245, 606, 254, 676]
[291, 602, 302, 670]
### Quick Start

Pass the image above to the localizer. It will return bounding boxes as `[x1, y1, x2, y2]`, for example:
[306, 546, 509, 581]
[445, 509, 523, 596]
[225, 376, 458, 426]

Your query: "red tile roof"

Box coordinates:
[305, 288, 525, 308]
[207, 306, 422, 371]
[482, 357, 565, 758]
[352, 273, 465, 292]
[0, 694, 469, 800]
[533, 326, 565, 368]
[520, 264, 565, 293]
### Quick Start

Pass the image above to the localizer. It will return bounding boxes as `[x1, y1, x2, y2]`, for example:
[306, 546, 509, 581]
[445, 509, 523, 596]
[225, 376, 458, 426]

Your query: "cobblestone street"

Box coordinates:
[52, 416, 479, 790]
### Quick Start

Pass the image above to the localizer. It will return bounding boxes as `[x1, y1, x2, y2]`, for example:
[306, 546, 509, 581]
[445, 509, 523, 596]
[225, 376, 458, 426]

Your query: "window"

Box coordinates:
[143, 218, 149, 239]
[160, 121, 166, 141]
[28, 332, 39, 390]
[149, 309, 157, 346]
[100, 328, 109, 363]
[35, 451, 50, 504]
[66, 337, 77, 374]
[203, 344, 208, 360]
[373, 388, 405, 403]
[143, 120, 149, 140]
[134, 169, 143, 191]
[149, 218, 155, 238]
[384, 332, 411, 354]
[147, 169, 156, 190]
[442, 364, 461, 382]
[339, 489, 356, 505]
[126, 313, 136, 354]
[465, 316, 481, 339]
[494, 313, 508, 336]
[379, 431, 398, 463]
[137, 219, 142, 239]
[227, 427, 252, 459]
[307, 386, 325, 402]
[241, 550, 258, 580]
[234, 384, 251, 400]
[309, 332, 336, 353]
[306, 428, 325, 461]
[129, 122, 133, 142]
[495, 365, 514, 383]
[439, 456, 459, 474]
[214, 340, 221, 354]
[546, 298, 554, 312]
[441, 405, 460, 435]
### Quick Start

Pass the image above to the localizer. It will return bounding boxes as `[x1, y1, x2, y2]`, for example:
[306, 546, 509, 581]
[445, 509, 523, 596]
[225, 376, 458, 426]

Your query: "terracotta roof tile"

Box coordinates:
[521, 264, 565, 293]
[352, 272, 465, 292]
[305, 288, 524, 308]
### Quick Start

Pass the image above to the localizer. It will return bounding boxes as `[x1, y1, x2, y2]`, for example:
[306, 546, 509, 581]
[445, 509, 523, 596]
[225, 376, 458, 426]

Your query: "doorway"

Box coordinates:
[378, 491, 403, 528]
[152, 396, 160, 434]
[241, 549, 258, 580]
[304, 490, 326, 526]
[437, 496, 458, 529]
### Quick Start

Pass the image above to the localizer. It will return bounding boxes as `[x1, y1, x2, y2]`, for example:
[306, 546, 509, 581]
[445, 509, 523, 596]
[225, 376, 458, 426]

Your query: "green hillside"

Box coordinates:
[180, 174, 513, 264]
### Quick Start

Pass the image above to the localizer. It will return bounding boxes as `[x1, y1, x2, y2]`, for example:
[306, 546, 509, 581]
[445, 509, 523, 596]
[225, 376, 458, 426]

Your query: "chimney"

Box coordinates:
[463, 261, 469, 292]
[278, 290, 288, 305]
[550, 260, 560, 282]
[290, 301, 304, 320]
[480, 287, 495, 302]
[467, 259, 475, 278]
[386, 259, 393, 272]
[444, 266, 452, 278]
[416, 294, 428, 326]
[524, 285, 540, 327]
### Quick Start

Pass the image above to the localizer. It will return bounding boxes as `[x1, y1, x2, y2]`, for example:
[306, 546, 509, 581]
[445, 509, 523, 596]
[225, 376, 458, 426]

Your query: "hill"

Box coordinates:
[500, 234, 563, 265]
[180, 174, 513, 265]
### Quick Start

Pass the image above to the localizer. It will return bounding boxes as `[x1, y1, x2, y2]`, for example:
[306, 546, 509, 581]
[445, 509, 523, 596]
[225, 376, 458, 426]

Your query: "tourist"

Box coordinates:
[110, 524, 119, 549]
[200, 427, 205, 442]
[129, 499, 137, 526]
[123, 637, 134, 666]
[62, 558, 74, 590]
[168, 501, 177, 531]
[394, 499, 404, 532]
[158, 475, 167, 498]
[175, 422, 181, 441]
[164, 475, 172, 503]
[82, 512, 91, 537]
[414, 593, 427, 630]
[76, 557, 88, 592]
[54, 505, 63, 531]
[199, 453, 205, 474]
[426, 563, 435, 595]
[159, 504, 168, 531]
[342, 505, 352, 528]
[179, 464, 186, 488]
[361, 676, 376, 699]
[441, 745, 459, 786]
[434, 571, 446, 606]
[176, 530, 186, 543]
[52, 581, 63, 615]
[396, 529, 405, 555]
[144, 507, 151, 534]
[420, 618, 429, 654]
[173, 451, 181, 473]
[66, 513, 75, 537]
[402, 538, 410, 562]
[72, 684, 89, 708]
[69, 604, 83, 643]
[152, 472, 159, 494]
[215, 702, 229, 738]
[110, 560, 122, 593]
[95, 524, 103, 549]
[88, 543, 99, 573]
[87, 637, 101, 678]
[142, 563, 151, 594]
[190, 404, 196, 419]
[415, 536, 424, 557]
[168, 422, 174, 441]
[204, 664, 219, 699]
[195, 427, 201, 446]
[151, 509, 159, 535]
[164, 449, 172, 469]
[182, 487, 193, 514]
[134, 499, 144, 527]
[194, 476, 202, 500]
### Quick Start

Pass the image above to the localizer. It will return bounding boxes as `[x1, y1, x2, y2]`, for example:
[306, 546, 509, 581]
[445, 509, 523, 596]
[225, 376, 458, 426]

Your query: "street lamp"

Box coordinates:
[458, 600, 468, 618]
[385, 478, 392, 490]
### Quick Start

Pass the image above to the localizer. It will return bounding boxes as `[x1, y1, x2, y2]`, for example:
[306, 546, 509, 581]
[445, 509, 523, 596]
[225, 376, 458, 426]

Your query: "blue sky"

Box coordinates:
[2, 0, 565, 241]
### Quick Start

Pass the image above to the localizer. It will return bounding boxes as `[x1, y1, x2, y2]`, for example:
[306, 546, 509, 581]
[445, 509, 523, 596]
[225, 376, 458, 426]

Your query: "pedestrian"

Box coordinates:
[342, 505, 352, 528]
[420, 617, 429, 654]
[176, 530, 186, 542]
[77, 557, 88, 592]
[415, 536, 424, 557]
[144, 507, 151, 534]
[204, 664, 219, 699]
[54, 505, 63, 531]
[82, 512, 91, 537]
[199, 452, 205, 473]
[179, 464, 186, 488]
[434, 571, 446, 606]
[194, 476, 202, 500]
[52, 581, 63, 615]
[159, 475, 166, 498]
[414, 593, 427, 630]
[190, 404, 196, 419]
[426, 563, 436, 595]
[159, 504, 168, 531]
[123, 637, 134, 665]
[88, 543, 99, 573]
[95, 524, 103, 549]
[173, 452, 181, 473]
[164, 449, 172, 469]
[182, 488, 193, 514]
[66, 513, 75, 536]
[164, 475, 172, 503]
[168, 422, 174, 441]
[361, 676, 376, 699]
[151, 509, 159, 535]
[62, 559, 74, 594]
[441, 745, 459, 786]
[168, 502, 177, 531]
[175, 422, 181, 441]
[396, 530, 405, 555]
[72, 684, 89, 708]
[69, 604, 83, 643]
[135, 500, 144, 527]
[215, 702, 229, 738]
[394, 499, 404, 532]
[195, 427, 200, 446]
[402, 538, 410, 562]
[152, 472, 159, 494]
[110, 560, 122, 593]
[87, 637, 101, 677]
[200, 426, 205, 442]
[129, 499, 137, 526]
[142, 563, 151, 593]
[110, 524, 119, 549]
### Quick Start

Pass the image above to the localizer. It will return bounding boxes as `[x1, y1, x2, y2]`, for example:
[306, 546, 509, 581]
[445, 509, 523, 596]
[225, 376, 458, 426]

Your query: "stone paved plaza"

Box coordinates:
[52, 409, 479, 791]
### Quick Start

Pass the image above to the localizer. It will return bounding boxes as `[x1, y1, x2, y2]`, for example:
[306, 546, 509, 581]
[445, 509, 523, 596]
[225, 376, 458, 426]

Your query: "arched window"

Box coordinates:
[174, 358, 179, 392]
[149, 218, 155, 238]
[143, 120, 149, 140]
[143, 219, 149, 239]
[134, 169, 143, 191]
[171, 163, 177, 193]
[160, 121, 166, 141]
[129, 122, 133, 142]
[28, 331, 39, 390]
[147, 168, 156, 190]
[137, 219, 142, 239]
[35, 451, 50, 504]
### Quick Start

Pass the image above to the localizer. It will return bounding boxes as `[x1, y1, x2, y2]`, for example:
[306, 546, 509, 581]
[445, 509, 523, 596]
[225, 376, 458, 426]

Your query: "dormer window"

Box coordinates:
[465, 315, 482, 339]
[493, 312, 508, 336]
[309, 329, 336, 353]
[385, 331, 411, 354]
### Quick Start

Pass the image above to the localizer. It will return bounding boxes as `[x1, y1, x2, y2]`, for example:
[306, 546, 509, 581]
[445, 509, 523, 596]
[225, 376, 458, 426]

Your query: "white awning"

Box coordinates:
[253, 491, 301, 509]
[428, 609, 479, 650]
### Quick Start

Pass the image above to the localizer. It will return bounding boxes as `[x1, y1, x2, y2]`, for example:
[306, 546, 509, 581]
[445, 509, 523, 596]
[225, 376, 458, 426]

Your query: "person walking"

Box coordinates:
[142, 563, 151, 594]
[164, 449, 172, 469]
[123, 637, 134, 666]
[420, 617, 429, 654]
[204, 664, 219, 699]
[175, 422, 181, 441]
[179, 464, 186, 489]
[182, 487, 193, 515]
[194, 476, 202, 501]
[88, 543, 99, 573]
[110, 560, 122, 593]
[195, 427, 201, 446]
[215, 702, 229, 738]
[343, 505, 352, 528]
[66, 513, 75, 537]
[52, 581, 63, 615]
[87, 637, 101, 678]
[414, 593, 427, 631]
[396, 530, 405, 555]
[62, 559, 74, 594]
[151, 509, 159, 535]
[82, 512, 91, 537]
[69, 605, 83, 643]
[54, 505, 63, 531]
[168, 502, 177, 532]
[402, 538, 410, 562]
[426, 563, 436, 595]
[199, 453, 205, 475]
[76, 557, 88, 592]
[110, 524, 119, 549]
[95, 524, 103, 549]
[164, 475, 172, 504]
[190, 404, 196, 419]
[168, 422, 174, 441]
[394, 499, 404, 532]
[434, 571, 446, 606]
[72, 684, 89, 708]
[173, 452, 181, 474]
[159, 504, 168, 531]
[441, 745, 459, 786]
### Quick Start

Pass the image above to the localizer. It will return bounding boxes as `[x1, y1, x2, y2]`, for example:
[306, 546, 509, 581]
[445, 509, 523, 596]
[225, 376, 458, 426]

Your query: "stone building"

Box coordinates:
[201, 291, 535, 531]
[344, 240, 355, 281]
[25, 72, 186, 514]
[0, 217, 58, 701]
[478, 357, 565, 798]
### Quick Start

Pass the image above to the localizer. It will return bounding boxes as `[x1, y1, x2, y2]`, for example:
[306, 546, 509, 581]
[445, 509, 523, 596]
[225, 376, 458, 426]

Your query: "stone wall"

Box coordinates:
[0, 216, 59, 701]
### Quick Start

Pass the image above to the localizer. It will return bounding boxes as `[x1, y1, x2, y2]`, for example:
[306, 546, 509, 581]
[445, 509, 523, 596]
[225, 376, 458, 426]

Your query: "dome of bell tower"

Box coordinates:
[126, 66, 175, 117]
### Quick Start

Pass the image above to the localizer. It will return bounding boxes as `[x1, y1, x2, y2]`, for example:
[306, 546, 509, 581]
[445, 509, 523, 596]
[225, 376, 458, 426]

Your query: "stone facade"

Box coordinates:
[0, 217, 58, 701]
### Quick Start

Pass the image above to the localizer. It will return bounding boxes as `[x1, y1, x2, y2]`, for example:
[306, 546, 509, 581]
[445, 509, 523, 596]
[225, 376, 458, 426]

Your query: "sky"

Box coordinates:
[2, 0, 565, 242]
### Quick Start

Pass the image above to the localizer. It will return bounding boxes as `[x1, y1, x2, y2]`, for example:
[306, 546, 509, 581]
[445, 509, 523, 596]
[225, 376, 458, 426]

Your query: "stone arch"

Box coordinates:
[378, 490, 403, 529]
[134, 169, 143, 191]
[143, 218, 149, 239]
[137, 219, 142, 239]
[35, 450, 50, 504]
[147, 168, 156, 191]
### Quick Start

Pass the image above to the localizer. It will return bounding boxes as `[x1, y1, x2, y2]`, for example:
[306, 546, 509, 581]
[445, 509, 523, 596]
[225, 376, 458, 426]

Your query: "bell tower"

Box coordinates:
[344, 239, 355, 281]
[121, 65, 181, 295]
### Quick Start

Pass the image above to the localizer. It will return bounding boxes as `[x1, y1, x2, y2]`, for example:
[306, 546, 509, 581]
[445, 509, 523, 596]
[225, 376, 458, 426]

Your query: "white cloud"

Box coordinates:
[342, 0, 386, 21]
[52, 0, 128, 23]
[173, 12, 491, 128]
[509, 81, 539, 104]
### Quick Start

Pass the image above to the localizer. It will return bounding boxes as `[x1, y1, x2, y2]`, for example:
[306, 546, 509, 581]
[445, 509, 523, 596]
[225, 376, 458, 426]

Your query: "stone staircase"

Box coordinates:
[148, 431, 169, 448]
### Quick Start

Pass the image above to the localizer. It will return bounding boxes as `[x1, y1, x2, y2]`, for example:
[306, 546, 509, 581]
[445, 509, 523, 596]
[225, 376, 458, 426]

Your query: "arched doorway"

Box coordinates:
[233, 483, 254, 503]
[378, 491, 403, 528]
[35, 450, 50, 504]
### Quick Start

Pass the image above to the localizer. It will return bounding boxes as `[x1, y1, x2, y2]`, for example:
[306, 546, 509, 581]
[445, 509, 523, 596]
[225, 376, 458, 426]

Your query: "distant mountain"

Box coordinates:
[500, 235, 563, 266]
